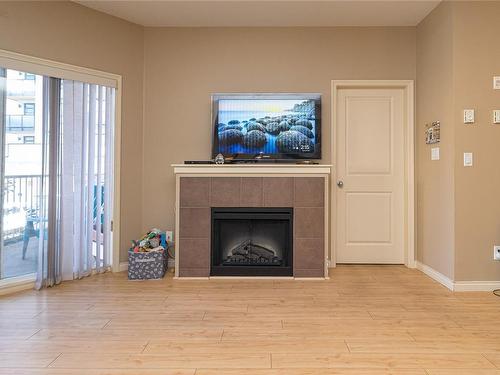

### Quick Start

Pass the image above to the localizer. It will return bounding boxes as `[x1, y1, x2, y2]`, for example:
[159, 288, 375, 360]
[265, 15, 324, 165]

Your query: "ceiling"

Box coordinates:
[75, 0, 441, 27]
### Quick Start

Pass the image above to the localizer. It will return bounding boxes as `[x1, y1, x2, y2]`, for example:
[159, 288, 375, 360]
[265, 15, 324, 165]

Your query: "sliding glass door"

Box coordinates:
[0, 68, 44, 279]
[0, 66, 116, 285]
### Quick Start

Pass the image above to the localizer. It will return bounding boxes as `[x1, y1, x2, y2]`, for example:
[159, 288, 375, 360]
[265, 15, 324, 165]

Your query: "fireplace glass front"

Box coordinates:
[211, 207, 293, 276]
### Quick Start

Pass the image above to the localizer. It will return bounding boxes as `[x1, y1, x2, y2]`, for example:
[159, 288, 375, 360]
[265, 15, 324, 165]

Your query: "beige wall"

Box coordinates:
[417, 1, 500, 282]
[142, 27, 416, 232]
[416, 2, 455, 279]
[0, 1, 144, 262]
[452, 2, 500, 281]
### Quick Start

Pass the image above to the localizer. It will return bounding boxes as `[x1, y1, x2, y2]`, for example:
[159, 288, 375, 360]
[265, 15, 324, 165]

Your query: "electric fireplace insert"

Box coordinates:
[211, 207, 293, 276]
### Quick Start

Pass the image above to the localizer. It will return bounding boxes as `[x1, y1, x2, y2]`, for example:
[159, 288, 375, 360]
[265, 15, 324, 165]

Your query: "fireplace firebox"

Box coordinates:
[211, 207, 293, 276]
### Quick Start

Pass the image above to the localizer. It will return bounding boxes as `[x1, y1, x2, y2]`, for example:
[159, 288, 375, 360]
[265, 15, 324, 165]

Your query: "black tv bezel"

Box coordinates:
[211, 93, 322, 161]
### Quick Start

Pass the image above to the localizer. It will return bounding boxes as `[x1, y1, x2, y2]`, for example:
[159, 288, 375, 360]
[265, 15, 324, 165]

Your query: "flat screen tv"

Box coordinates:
[212, 93, 321, 161]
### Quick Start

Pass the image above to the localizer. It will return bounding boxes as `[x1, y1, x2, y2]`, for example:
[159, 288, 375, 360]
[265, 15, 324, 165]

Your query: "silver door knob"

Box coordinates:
[337, 180, 344, 188]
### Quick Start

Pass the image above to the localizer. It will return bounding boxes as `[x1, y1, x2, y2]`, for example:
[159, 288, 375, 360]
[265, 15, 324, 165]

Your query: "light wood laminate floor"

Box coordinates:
[0, 265, 499, 374]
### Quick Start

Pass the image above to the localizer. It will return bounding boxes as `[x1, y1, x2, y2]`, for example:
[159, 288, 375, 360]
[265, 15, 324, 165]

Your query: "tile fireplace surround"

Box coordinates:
[173, 164, 331, 279]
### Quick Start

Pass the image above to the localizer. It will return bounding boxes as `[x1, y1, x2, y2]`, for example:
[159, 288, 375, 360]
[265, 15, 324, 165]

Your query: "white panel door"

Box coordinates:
[336, 88, 405, 264]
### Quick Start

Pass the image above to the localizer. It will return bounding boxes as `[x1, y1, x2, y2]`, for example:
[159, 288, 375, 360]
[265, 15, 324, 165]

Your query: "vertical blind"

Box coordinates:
[34, 78, 115, 288]
[36, 77, 62, 289]
[60, 81, 115, 281]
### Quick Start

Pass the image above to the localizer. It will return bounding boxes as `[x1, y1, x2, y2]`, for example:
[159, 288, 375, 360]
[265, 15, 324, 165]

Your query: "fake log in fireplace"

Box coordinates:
[211, 208, 293, 276]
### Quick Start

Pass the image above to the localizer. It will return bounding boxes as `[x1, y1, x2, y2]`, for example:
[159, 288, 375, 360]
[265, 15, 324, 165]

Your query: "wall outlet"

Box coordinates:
[165, 231, 174, 243]
[495, 246, 500, 261]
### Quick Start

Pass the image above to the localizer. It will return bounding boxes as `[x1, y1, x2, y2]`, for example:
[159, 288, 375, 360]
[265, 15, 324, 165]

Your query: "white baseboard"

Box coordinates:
[416, 261, 500, 292]
[119, 258, 499, 291]
[118, 261, 128, 272]
[416, 261, 454, 291]
[453, 281, 500, 292]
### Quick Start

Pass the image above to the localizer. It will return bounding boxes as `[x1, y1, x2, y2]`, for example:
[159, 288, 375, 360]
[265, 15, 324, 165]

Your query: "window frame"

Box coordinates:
[23, 102, 35, 116]
[23, 135, 35, 144]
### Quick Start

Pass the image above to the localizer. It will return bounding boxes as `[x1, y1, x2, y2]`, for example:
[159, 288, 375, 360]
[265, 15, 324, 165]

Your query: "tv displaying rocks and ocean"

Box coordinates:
[213, 95, 321, 159]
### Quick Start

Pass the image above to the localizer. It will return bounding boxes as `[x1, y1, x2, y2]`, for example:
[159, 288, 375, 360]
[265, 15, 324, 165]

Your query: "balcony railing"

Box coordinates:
[3, 174, 42, 212]
[2, 174, 42, 242]
[5, 115, 35, 132]
[2, 175, 103, 240]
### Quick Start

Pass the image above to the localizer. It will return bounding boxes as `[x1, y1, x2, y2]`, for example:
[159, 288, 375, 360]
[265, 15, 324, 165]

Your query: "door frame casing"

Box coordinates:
[331, 80, 415, 268]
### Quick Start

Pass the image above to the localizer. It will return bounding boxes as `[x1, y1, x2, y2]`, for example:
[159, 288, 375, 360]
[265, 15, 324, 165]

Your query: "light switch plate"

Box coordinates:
[431, 147, 440, 161]
[464, 152, 473, 167]
[494, 246, 500, 261]
[493, 110, 500, 124]
[494, 76, 500, 90]
[464, 109, 475, 124]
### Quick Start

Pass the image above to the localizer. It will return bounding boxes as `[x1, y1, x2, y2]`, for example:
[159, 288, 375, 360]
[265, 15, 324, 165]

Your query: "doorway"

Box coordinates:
[332, 81, 415, 267]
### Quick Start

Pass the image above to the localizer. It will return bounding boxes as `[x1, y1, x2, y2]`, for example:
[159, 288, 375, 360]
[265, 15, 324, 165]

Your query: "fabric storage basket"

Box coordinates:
[128, 249, 167, 280]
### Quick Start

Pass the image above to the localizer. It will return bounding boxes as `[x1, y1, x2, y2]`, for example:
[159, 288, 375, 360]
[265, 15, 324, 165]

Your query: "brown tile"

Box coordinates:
[179, 268, 210, 277]
[294, 177, 324, 207]
[294, 268, 324, 278]
[211, 177, 241, 207]
[240, 178, 263, 207]
[263, 177, 294, 207]
[179, 208, 210, 238]
[179, 238, 210, 270]
[180, 177, 210, 207]
[294, 238, 325, 270]
[294, 207, 324, 238]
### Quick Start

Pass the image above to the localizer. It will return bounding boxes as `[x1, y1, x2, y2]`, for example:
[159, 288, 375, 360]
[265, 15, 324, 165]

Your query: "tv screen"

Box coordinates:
[212, 94, 321, 160]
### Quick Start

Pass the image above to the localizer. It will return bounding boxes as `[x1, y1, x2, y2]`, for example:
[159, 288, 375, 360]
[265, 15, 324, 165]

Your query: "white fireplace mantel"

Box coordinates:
[172, 163, 332, 176]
